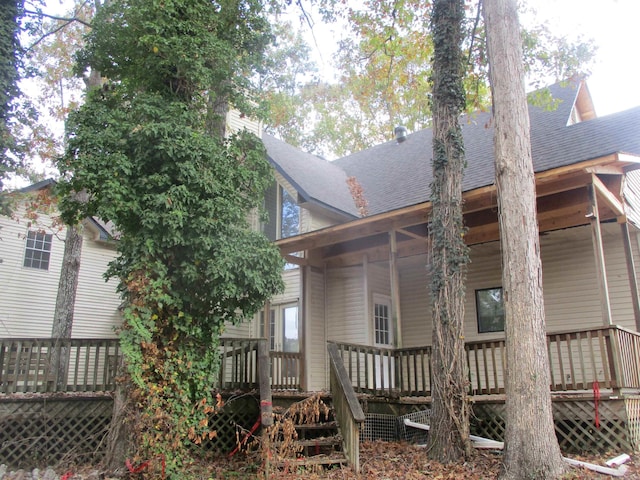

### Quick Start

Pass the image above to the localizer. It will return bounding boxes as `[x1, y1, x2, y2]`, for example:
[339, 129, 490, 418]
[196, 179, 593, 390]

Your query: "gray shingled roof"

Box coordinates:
[264, 81, 640, 218]
[262, 133, 360, 218]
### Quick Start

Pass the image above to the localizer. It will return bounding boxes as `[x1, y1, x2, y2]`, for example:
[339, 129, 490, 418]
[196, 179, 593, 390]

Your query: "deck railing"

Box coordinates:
[328, 342, 365, 473]
[0, 338, 120, 394]
[217, 338, 301, 391]
[332, 325, 640, 397]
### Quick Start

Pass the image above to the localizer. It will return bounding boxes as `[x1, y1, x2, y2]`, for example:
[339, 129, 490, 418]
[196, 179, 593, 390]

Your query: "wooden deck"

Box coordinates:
[1, 327, 639, 457]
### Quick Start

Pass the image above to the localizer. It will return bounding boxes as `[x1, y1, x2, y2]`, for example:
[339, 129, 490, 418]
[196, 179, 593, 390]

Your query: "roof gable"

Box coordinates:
[262, 133, 360, 219]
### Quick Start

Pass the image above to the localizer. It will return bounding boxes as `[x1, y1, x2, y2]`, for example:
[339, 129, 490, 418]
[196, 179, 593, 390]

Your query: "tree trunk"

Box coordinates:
[482, 0, 566, 478]
[51, 223, 83, 390]
[426, 0, 472, 462]
[206, 89, 230, 139]
[103, 356, 134, 474]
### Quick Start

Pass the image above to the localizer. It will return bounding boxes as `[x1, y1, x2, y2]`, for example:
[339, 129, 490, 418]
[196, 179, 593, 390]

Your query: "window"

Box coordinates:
[476, 287, 505, 333]
[260, 309, 276, 351]
[280, 187, 300, 239]
[373, 295, 393, 346]
[263, 183, 300, 241]
[23, 230, 53, 270]
[259, 303, 299, 353]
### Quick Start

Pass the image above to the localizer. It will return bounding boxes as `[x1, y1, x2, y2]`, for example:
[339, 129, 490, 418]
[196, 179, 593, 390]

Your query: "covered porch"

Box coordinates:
[273, 155, 640, 393]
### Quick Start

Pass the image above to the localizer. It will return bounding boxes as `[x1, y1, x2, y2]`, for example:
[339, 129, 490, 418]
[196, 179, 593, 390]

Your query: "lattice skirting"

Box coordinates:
[0, 395, 113, 470]
[624, 396, 640, 451]
[201, 394, 260, 454]
[471, 397, 637, 453]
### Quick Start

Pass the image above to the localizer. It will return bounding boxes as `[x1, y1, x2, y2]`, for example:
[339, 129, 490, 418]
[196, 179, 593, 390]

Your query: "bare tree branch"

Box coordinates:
[24, 9, 92, 28]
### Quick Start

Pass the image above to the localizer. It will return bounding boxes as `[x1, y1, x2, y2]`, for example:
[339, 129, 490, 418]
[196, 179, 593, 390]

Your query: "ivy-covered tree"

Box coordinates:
[426, 0, 472, 463]
[58, 0, 284, 476]
[0, 0, 24, 212]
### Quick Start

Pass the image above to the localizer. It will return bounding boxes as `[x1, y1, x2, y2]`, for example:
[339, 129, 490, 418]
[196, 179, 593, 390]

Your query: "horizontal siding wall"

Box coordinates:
[399, 223, 640, 347]
[398, 257, 431, 348]
[327, 266, 366, 344]
[71, 237, 122, 338]
[306, 267, 326, 391]
[0, 206, 121, 338]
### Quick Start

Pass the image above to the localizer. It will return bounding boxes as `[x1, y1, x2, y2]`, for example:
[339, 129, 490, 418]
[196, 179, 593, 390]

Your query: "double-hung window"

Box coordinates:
[23, 230, 53, 270]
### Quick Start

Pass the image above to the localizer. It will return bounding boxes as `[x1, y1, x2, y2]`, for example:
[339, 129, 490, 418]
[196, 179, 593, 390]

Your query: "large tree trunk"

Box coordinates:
[483, 0, 566, 478]
[426, 0, 472, 462]
[51, 223, 83, 390]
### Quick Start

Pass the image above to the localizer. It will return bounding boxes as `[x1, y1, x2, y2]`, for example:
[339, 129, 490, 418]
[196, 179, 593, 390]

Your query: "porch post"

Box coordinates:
[619, 218, 640, 331]
[300, 265, 308, 391]
[389, 230, 403, 347]
[587, 183, 613, 325]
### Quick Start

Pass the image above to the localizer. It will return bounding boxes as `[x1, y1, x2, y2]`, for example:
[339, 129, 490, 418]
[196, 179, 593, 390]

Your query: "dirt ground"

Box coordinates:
[210, 441, 640, 480]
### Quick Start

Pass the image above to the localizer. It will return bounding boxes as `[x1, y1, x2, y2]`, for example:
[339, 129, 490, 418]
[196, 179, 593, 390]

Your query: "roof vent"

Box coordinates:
[395, 125, 408, 143]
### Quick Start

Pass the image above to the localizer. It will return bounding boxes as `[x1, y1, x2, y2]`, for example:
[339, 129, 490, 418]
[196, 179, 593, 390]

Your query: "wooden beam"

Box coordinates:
[587, 183, 613, 326]
[284, 254, 308, 266]
[592, 174, 625, 216]
[397, 227, 427, 240]
[619, 220, 640, 331]
[585, 165, 625, 175]
[276, 203, 430, 254]
[389, 231, 403, 348]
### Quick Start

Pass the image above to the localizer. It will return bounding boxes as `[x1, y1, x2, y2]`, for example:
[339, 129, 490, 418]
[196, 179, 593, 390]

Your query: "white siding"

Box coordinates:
[71, 236, 122, 337]
[306, 266, 327, 391]
[0, 204, 121, 338]
[326, 266, 366, 344]
[398, 257, 431, 347]
[226, 110, 261, 137]
[398, 223, 640, 347]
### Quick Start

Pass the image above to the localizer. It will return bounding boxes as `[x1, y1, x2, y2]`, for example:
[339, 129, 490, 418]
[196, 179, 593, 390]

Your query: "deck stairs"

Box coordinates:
[269, 394, 348, 470]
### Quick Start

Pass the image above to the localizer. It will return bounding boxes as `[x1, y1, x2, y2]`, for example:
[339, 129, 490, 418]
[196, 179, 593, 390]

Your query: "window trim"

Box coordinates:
[372, 293, 393, 347]
[475, 287, 505, 334]
[23, 230, 53, 271]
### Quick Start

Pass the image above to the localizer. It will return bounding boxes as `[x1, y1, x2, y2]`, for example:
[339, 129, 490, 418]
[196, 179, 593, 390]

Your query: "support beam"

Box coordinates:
[587, 184, 613, 325]
[619, 219, 640, 331]
[592, 174, 625, 216]
[389, 231, 403, 348]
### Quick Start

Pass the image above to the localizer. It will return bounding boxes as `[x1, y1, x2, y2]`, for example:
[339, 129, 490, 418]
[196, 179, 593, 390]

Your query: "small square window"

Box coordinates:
[476, 287, 505, 333]
[24, 230, 53, 270]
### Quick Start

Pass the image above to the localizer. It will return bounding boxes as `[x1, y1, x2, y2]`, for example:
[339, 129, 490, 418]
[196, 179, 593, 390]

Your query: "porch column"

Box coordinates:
[300, 265, 308, 391]
[389, 230, 403, 347]
[619, 218, 640, 331]
[587, 183, 613, 325]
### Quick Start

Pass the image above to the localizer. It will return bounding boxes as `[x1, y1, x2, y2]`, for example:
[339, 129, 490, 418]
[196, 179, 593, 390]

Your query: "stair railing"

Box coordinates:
[328, 342, 365, 473]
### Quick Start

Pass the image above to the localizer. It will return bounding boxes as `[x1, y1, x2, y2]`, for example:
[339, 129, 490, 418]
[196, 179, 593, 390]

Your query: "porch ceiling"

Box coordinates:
[277, 153, 640, 268]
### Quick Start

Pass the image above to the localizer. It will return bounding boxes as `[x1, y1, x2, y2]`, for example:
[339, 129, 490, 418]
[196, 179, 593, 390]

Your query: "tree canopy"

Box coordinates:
[264, 0, 594, 158]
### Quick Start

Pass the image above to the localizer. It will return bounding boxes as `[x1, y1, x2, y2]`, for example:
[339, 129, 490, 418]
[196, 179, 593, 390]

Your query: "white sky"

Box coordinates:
[305, 0, 640, 116]
[524, 0, 640, 115]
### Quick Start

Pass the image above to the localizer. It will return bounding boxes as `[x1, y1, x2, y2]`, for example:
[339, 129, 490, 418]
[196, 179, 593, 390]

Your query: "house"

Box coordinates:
[2, 80, 640, 463]
[0, 179, 122, 339]
[246, 79, 640, 394]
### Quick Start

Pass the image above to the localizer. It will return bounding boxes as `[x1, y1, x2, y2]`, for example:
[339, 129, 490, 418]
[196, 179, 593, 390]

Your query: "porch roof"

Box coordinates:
[277, 152, 640, 267]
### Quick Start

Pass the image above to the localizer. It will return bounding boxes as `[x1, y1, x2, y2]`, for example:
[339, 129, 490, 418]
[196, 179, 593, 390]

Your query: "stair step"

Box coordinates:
[294, 421, 338, 430]
[280, 453, 348, 468]
[295, 435, 342, 447]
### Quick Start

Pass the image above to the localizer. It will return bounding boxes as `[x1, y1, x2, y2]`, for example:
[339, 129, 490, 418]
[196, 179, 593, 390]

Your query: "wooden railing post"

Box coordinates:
[328, 342, 365, 473]
[607, 326, 623, 395]
[258, 339, 273, 427]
